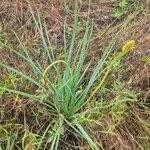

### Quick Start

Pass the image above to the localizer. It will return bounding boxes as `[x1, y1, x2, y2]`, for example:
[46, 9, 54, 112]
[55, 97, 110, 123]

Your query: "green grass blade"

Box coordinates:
[0, 41, 42, 75]
[0, 86, 55, 111]
[0, 63, 45, 90]
[64, 118, 99, 150]
[37, 123, 51, 150]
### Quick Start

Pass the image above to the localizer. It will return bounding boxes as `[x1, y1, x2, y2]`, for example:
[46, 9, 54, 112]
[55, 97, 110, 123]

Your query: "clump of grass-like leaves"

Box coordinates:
[0, 2, 135, 149]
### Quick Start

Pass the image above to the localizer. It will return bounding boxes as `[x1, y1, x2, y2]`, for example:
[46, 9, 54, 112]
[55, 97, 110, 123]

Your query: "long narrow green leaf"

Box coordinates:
[37, 123, 51, 150]
[67, 0, 79, 64]
[0, 41, 42, 75]
[64, 118, 99, 150]
[12, 31, 40, 77]
[0, 86, 56, 111]
[0, 63, 45, 90]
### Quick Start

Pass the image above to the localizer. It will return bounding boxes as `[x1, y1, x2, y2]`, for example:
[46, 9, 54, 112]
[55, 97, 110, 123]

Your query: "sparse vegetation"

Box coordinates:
[0, 0, 149, 150]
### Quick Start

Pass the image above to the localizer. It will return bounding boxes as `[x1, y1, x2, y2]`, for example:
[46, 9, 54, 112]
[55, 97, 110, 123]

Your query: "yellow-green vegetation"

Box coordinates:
[0, 0, 149, 150]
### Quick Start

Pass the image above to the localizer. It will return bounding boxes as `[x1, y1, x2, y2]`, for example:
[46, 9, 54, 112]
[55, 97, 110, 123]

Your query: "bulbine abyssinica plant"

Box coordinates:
[0, 2, 136, 149]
